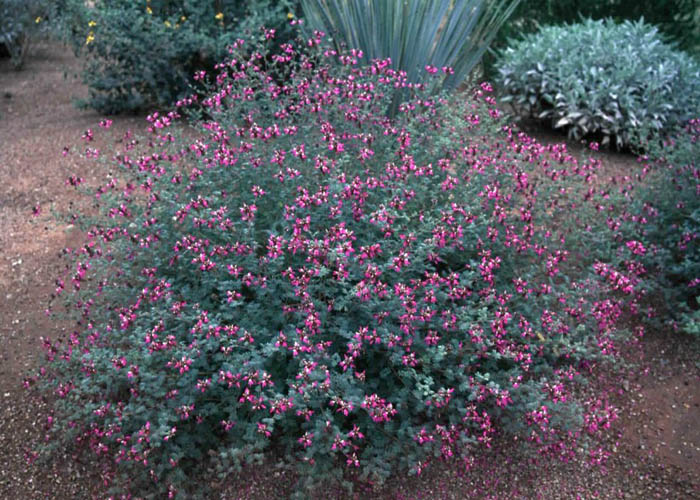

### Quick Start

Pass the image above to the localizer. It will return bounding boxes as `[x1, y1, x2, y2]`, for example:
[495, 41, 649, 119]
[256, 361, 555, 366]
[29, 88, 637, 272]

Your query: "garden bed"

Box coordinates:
[0, 40, 698, 499]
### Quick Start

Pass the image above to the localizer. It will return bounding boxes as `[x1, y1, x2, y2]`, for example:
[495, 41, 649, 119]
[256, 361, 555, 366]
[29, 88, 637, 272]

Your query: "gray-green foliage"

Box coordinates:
[301, 0, 520, 98]
[497, 18, 700, 149]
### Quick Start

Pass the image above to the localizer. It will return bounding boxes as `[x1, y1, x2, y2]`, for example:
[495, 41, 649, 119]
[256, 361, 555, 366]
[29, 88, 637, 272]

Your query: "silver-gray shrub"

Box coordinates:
[497, 18, 700, 149]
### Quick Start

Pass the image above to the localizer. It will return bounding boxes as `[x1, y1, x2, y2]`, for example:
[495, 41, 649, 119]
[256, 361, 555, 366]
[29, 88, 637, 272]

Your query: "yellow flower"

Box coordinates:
[35, 16, 42, 23]
[180, 15, 186, 22]
[146, 6, 153, 14]
[164, 20, 171, 28]
[215, 12, 224, 20]
[287, 12, 294, 19]
[86, 31, 95, 45]
[88, 20, 97, 27]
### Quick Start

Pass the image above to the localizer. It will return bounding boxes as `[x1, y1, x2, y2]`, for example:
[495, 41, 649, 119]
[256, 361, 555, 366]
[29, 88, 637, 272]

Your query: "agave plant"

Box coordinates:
[301, 0, 519, 98]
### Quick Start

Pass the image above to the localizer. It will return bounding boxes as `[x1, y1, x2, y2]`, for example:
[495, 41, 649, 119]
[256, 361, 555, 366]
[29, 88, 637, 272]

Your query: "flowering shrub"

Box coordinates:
[55, 0, 299, 113]
[496, 19, 700, 149]
[31, 30, 643, 498]
[623, 120, 700, 334]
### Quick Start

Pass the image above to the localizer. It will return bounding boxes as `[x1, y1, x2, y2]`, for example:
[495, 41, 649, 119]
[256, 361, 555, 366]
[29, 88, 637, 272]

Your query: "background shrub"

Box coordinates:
[33, 32, 640, 498]
[496, 19, 700, 149]
[0, 0, 50, 69]
[483, 0, 700, 78]
[53, 0, 300, 113]
[511, 0, 698, 52]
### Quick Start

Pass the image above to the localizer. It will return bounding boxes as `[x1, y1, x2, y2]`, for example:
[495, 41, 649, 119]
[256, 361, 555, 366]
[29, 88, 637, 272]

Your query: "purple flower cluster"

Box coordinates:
[28, 29, 657, 497]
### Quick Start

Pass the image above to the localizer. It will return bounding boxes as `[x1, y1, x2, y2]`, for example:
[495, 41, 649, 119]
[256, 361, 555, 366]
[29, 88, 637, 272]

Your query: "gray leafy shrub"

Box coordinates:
[496, 18, 700, 149]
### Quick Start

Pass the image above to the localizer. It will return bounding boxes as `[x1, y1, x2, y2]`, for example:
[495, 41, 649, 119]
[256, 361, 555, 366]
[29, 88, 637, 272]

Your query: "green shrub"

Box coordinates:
[32, 32, 639, 498]
[54, 0, 300, 113]
[0, 0, 49, 69]
[683, 305, 700, 336]
[497, 19, 700, 149]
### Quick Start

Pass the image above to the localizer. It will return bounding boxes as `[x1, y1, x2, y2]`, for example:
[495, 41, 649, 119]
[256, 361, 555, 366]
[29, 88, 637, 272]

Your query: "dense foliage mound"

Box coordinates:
[0, 0, 49, 69]
[496, 19, 700, 149]
[53, 0, 299, 113]
[32, 30, 648, 498]
[625, 119, 700, 334]
[494, 0, 700, 56]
